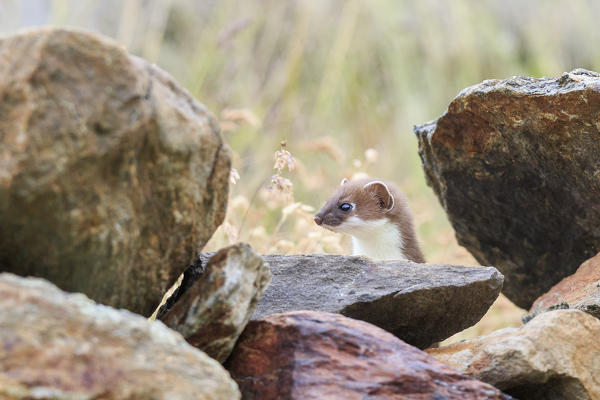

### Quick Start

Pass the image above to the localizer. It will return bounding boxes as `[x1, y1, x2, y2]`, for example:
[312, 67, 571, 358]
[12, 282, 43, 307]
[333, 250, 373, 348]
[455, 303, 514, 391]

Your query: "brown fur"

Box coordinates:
[315, 178, 425, 263]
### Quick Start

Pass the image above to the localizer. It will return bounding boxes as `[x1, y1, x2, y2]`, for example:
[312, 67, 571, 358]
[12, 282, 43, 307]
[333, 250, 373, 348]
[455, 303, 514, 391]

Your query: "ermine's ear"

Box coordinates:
[362, 180, 394, 211]
[340, 178, 349, 186]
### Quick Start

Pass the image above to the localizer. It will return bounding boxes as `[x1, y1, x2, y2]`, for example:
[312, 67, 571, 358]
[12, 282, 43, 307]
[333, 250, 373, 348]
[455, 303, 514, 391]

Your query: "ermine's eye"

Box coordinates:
[339, 203, 353, 212]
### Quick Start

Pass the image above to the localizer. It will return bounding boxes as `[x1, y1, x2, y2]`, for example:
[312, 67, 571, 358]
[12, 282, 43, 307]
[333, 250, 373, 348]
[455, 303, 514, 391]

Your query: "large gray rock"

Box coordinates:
[0, 273, 240, 400]
[415, 69, 600, 309]
[0, 28, 230, 316]
[428, 310, 600, 400]
[158, 243, 271, 363]
[196, 253, 503, 349]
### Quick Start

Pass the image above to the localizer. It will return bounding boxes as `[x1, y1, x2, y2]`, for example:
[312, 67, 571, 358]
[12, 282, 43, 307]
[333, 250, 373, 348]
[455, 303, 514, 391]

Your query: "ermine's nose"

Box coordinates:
[314, 215, 323, 225]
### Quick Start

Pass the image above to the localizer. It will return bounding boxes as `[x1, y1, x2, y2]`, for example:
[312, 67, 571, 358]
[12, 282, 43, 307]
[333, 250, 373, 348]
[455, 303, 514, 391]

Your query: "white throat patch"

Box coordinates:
[336, 216, 406, 260]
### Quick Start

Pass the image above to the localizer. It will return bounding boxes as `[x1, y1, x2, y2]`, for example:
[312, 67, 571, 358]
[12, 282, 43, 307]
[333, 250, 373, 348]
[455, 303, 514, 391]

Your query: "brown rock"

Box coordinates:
[428, 309, 600, 400]
[414, 68, 600, 309]
[0, 28, 230, 316]
[226, 310, 513, 400]
[526, 252, 600, 321]
[0, 273, 240, 400]
[158, 243, 271, 363]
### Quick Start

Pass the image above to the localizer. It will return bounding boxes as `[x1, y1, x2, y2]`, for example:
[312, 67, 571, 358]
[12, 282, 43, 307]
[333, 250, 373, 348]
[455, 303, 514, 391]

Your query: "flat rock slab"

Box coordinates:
[199, 253, 504, 349]
[159, 243, 271, 363]
[0, 28, 230, 316]
[226, 311, 513, 400]
[428, 309, 600, 400]
[414, 68, 600, 309]
[526, 252, 600, 322]
[0, 273, 240, 400]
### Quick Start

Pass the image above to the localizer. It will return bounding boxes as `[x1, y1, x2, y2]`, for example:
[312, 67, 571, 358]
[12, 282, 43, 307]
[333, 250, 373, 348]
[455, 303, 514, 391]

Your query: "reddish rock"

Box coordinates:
[158, 243, 271, 363]
[414, 69, 600, 309]
[226, 311, 512, 400]
[527, 252, 600, 320]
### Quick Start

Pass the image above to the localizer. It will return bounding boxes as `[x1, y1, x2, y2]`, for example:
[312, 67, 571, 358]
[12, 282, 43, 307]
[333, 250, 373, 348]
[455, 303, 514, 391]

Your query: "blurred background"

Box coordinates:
[3, 0, 599, 340]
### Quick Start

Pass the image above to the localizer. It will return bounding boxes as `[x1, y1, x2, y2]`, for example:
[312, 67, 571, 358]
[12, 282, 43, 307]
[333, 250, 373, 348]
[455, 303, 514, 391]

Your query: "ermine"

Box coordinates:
[314, 178, 425, 263]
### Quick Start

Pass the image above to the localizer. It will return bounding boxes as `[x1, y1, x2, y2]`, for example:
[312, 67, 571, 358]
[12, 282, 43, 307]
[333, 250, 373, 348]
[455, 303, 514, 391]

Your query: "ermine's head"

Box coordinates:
[314, 178, 395, 235]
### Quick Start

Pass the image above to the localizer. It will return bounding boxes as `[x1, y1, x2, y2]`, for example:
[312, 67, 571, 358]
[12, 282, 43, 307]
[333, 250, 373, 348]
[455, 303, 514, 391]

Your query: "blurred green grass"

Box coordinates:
[3, 0, 599, 338]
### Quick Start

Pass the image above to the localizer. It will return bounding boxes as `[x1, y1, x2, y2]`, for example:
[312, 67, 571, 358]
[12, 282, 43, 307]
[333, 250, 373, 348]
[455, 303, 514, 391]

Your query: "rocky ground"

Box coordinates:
[1, 28, 600, 400]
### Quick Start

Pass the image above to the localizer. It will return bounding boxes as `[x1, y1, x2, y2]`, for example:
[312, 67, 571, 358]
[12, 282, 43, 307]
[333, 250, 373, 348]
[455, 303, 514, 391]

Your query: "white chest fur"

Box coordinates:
[337, 216, 406, 260]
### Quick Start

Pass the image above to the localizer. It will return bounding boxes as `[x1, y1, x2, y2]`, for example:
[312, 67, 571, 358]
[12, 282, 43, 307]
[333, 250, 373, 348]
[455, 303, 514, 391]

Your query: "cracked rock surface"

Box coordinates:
[415, 69, 600, 308]
[0, 28, 230, 316]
